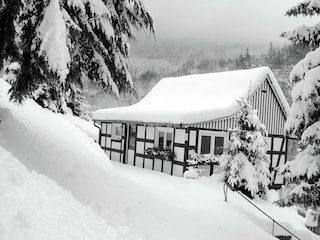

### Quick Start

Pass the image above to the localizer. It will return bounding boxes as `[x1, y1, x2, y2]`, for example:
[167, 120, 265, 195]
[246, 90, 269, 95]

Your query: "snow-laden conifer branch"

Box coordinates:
[286, 0, 320, 17]
[5, 0, 153, 115]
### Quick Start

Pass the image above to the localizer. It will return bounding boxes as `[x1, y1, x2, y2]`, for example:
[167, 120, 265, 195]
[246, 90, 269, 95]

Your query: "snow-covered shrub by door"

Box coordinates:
[183, 166, 203, 179]
[218, 99, 270, 198]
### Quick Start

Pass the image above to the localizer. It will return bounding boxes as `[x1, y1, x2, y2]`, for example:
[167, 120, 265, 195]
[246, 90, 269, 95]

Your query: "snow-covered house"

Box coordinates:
[93, 67, 290, 188]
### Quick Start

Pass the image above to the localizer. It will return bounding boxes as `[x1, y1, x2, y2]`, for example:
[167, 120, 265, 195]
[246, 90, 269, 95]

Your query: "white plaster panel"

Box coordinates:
[107, 123, 112, 134]
[175, 129, 185, 144]
[146, 127, 155, 140]
[106, 150, 110, 159]
[274, 174, 284, 185]
[101, 123, 107, 134]
[136, 141, 145, 154]
[111, 141, 121, 150]
[144, 158, 153, 170]
[137, 126, 145, 138]
[273, 137, 283, 152]
[266, 137, 272, 151]
[100, 136, 106, 147]
[135, 157, 144, 168]
[163, 161, 172, 175]
[154, 159, 162, 172]
[172, 165, 183, 177]
[111, 151, 120, 162]
[128, 150, 134, 166]
[106, 137, 111, 148]
[189, 130, 197, 146]
[174, 147, 185, 162]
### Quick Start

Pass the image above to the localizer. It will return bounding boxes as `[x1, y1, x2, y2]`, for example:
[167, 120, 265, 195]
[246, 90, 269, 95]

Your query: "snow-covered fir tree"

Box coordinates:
[277, 0, 320, 208]
[219, 98, 270, 198]
[0, 0, 21, 68]
[2, 0, 153, 117]
[281, 0, 320, 51]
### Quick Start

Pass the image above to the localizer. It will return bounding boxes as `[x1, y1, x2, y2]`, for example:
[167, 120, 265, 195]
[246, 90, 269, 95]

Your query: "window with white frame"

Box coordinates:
[155, 127, 173, 150]
[198, 130, 227, 155]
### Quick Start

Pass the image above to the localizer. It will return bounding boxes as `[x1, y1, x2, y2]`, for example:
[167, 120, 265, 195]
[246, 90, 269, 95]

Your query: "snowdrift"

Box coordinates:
[0, 147, 118, 240]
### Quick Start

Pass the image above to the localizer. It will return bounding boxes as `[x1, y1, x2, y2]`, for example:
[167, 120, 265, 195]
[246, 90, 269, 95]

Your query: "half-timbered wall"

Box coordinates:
[99, 122, 126, 163]
[125, 125, 186, 177]
[185, 127, 287, 188]
[267, 135, 288, 189]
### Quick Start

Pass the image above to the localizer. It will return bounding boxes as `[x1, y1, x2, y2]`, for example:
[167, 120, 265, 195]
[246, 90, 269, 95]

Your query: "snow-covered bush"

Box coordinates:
[183, 166, 203, 179]
[187, 150, 218, 166]
[144, 147, 175, 161]
[218, 99, 270, 199]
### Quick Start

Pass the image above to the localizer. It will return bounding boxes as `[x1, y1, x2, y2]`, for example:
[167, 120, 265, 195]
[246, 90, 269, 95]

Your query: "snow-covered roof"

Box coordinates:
[93, 67, 290, 125]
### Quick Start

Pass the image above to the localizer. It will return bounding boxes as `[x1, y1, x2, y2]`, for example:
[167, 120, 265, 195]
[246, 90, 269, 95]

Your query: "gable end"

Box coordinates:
[250, 75, 287, 135]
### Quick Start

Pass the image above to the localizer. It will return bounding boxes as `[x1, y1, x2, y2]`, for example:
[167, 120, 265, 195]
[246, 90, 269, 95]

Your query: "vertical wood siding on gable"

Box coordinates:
[250, 77, 286, 136]
[190, 117, 235, 131]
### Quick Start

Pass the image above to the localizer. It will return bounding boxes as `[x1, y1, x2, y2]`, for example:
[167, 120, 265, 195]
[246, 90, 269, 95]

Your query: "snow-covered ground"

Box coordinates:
[0, 78, 319, 240]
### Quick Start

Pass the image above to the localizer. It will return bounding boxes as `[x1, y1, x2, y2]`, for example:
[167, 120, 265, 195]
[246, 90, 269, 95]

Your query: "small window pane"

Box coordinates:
[166, 132, 173, 150]
[201, 135, 211, 154]
[129, 125, 136, 150]
[158, 131, 164, 149]
[214, 136, 224, 155]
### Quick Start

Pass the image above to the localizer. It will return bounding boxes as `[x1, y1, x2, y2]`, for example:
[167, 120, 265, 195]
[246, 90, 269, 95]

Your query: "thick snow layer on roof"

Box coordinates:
[93, 67, 290, 124]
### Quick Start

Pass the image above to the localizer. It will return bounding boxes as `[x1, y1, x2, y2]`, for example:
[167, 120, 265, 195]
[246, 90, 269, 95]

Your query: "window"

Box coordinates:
[198, 131, 226, 155]
[155, 127, 173, 150]
[111, 123, 122, 140]
[214, 136, 224, 155]
[128, 125, 136, 150]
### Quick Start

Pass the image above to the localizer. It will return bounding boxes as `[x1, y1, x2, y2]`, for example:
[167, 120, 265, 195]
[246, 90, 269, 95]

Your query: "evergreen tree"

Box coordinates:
[277, 0, 320, 208]
[219, 99, 270, 198]
[265, 42, 284, 68]
[0, 0, 21, 68]
[3, 0, 154, 116]
[235, 48, 251, 69]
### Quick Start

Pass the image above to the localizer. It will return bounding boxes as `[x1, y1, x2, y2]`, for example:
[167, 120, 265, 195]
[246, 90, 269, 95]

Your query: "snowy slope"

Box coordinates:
[0, 147, 118, 240]
[0, 78, 319, 240]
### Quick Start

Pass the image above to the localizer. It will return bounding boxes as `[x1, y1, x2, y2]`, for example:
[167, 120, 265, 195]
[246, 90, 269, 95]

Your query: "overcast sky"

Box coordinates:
[141, 0, 318, 46]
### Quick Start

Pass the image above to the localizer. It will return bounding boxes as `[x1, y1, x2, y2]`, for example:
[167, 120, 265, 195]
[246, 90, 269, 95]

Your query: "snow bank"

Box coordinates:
[0, 146, 117, 240]
[93, 66, 290, 124]
[0, 79, 111, 187]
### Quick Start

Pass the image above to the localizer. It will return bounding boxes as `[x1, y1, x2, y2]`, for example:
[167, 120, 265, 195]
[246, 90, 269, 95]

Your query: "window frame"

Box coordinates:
[128, 125, 136, 150]
[111, 123, 123, 141]
[197, 130, 227, 155]
[155, 127, 174, 151]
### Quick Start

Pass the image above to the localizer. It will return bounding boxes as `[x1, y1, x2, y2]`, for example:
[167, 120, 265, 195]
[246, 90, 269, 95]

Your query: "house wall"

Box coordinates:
[99, 122, 126, 163]
[98, 122, 287, 188]
[103, 124, 187, 177]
